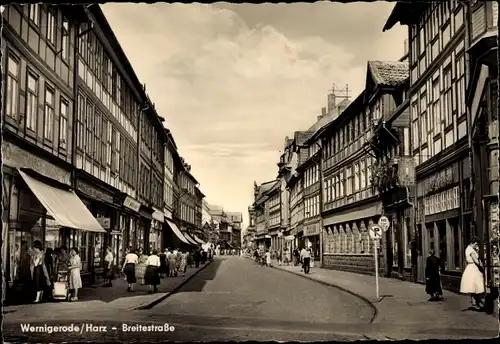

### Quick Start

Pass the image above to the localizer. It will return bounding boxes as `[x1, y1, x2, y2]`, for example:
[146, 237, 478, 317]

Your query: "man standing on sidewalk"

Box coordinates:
[300, 247, 311, 274]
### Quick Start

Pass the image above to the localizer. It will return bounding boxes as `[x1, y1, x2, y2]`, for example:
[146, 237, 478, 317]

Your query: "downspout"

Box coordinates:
[71, 20, 80, 189]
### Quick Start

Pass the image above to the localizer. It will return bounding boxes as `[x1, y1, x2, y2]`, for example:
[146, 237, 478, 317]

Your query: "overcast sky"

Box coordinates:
[102, 2, 407, 228]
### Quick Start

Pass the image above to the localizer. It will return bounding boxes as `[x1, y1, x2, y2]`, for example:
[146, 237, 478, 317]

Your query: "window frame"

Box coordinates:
[46, 7, 56, 45]
[26, 71, 39, 132]
[43, 85, 55, 141]
[5, 54, 20, 122]
[59, 98, 69, 150]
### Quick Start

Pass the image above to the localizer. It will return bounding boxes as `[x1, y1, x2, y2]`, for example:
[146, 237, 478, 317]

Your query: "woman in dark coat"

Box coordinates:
[159, 250, 167, 278]
[425, 249, 443, 301]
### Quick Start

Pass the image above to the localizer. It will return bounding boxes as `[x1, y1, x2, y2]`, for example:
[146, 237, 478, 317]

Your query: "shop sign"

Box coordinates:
[304, 223, 320, 237]
[424, 186, 459, 216]
[123, 196, 141, 212]
[152, 208, 164, 223]
[96, 216, 111, 230]
[3, 142, 71, 185]
[77, 180, 114, 204]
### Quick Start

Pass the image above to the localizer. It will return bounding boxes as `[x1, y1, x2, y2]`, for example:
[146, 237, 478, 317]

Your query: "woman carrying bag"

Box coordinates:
[460, 237, 485, 311]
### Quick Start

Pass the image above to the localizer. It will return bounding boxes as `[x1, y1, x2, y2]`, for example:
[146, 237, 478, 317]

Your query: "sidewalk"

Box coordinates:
[268, 259, 499, 338]
[4, 260, 213, 322]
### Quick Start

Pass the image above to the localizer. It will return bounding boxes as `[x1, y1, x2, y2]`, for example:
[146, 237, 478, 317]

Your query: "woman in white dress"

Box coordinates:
[460, 237, 485, 310]
[68, 247, 82, 301]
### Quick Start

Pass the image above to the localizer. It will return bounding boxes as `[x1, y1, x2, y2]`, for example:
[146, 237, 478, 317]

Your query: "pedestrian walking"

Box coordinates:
[167, 249, 178, 276]
[68, 247, 82, 301]
[300, 247, 311, 274]
[135, 249, 148, 285]
[179, 250, 188, 276]
[460, 237, 485, 311]
[283, 248, 290, 266]
[30, 240, 51, 303]
[265, 250, 272, 267]
[144, 249, 161, 294]
[293, 248, 300, 266]
[103, 246, 114, 287]
[194, 248, 201, 268]
[122, 249, 138, 292]
[159, 250, 167, 278]
[425, 249, 443, 301]
[410, 240, 418, 283]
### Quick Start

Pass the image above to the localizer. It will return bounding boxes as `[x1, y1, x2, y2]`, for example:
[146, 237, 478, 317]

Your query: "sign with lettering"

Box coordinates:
[2, 142, 71, 185]
[152, 208, 164, 223]
[304, 223, 320, 237]
[378, 216, 390, 232]
[123, 196, 141, 212]
[96, 217, 111, 230]
[76, 180, 114, 204]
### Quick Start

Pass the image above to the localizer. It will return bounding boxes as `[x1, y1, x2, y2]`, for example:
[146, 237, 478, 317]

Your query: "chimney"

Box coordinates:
[322, 107, 327, 116]
[253, 181, 259, 198]
[404, 38, 409, 56]
[327, 93, 336, 113]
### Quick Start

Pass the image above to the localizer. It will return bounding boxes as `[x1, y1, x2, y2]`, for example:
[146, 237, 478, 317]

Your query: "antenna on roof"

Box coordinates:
[327, 83, 351, 114]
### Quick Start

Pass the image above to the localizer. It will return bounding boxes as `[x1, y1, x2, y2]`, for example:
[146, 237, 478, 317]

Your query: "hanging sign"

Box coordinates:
[369, 225, 383, 240]
[378, 216, 390, 232]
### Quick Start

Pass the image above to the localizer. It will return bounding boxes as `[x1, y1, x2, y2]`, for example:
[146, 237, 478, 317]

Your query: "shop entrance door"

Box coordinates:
[416, 224, 425, 283]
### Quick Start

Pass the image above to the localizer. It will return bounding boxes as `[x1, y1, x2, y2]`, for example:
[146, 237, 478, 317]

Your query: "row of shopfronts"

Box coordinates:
[1, 142, 207, 302]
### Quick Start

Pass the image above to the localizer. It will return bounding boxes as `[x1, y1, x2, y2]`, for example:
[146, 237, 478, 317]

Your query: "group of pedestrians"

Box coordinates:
[27, 242, 83, 303]
[425, 236, 489, 312]
[121, 246, 212, 294]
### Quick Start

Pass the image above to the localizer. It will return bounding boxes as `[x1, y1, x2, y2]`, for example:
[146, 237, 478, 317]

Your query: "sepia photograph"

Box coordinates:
[1, 0, 499, 342]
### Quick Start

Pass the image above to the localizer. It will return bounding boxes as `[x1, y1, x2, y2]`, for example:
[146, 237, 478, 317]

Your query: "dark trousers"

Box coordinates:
[195, 261, 200, 268]
[411, 264, 418, 283]
[303, 257, 310, 274]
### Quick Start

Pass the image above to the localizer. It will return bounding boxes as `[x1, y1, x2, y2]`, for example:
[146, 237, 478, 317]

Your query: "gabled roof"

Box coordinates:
[294, 131, 313, 147]
[307, 98, 352, 140]
[367, 61, 409, 88]
[254, 180, 280, 204]
[382, 2, 428, 32]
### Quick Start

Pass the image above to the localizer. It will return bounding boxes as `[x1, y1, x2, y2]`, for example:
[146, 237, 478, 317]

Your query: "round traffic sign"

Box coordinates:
[378, 216, 390, 232]
[369, 225, 382, 240]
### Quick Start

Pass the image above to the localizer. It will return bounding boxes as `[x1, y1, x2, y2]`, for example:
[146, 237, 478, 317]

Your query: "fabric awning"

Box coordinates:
[183, 232, 198, 245]
[193, 234, 205, 244]
[165, 219, 190, 245]
[19, 170, 105, 233]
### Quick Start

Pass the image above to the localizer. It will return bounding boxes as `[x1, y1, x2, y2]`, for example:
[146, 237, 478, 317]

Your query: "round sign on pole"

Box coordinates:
[369, 225, 383, 240]
[378, 216, 390, 232]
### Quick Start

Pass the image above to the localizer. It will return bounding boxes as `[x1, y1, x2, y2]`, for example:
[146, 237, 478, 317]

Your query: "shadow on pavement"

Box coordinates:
[77, 264, 211, 303]
[169, 258, 223, 293]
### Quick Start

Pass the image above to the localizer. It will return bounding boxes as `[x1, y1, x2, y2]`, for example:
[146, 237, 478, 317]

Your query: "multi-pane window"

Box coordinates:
[432, 80, 441, 134]
[46, 8, 56, 44]
[101, 118, 108, 166]
[411, 101, 419, 149]
[77, 93, 85, 149]
[59, 99, 68, 149]
[44, 87, 55, 140]
[85, 101, 93, 156]
[29, 4, 40, 25]
[26, 73, 38, 131]
[94, 110, 102, 160]
[455, 54, 466, 117]
[354, 163, 360, 192]
[61, 17, 70, 60]
[6, 56, 19, 120]
[443, 67, 453, 127]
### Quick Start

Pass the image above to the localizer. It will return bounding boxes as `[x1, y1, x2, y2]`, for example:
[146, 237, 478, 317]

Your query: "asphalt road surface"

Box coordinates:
[4, 256, 377, 342]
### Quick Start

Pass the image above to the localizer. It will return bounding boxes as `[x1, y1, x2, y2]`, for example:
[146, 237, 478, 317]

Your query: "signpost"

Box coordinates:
[369, 224, 383, 299]
[378, 216, 390, 232]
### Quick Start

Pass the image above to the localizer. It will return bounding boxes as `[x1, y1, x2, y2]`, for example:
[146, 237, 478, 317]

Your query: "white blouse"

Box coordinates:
[124, 253, 138, 264]
[146, 255, 160, 267]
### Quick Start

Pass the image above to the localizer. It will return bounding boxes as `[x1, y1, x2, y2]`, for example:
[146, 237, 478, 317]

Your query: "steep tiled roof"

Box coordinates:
[368, 61, 409, 87]
[294, 131, 313, 146]
[255, 180, 280, 204]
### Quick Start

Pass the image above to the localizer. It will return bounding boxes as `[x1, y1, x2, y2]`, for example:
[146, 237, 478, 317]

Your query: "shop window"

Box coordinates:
[450, 218, 461, 271]
[391, 222, 398, 267]
[93, 234, 103, 267]
[488, 149, 499, 195]
[427, 223, 435, 252]
[437, 221, 447, 272]
[45, 219, 60, 249]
